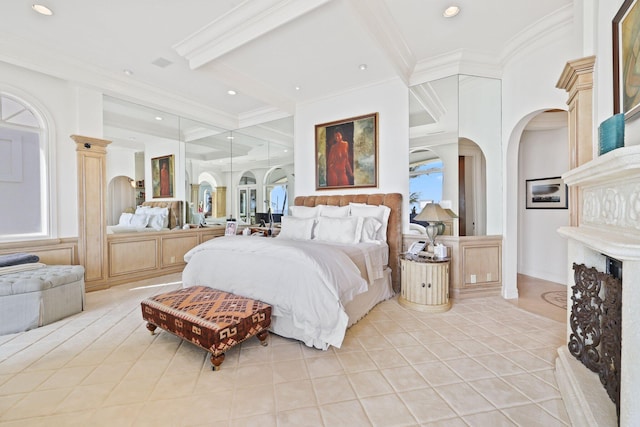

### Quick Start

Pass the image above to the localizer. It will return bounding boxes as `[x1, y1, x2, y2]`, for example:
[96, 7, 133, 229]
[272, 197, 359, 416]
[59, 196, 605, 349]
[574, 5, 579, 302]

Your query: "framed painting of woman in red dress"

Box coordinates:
[315, 113, 378, 190]
[151, 154, 174, 198]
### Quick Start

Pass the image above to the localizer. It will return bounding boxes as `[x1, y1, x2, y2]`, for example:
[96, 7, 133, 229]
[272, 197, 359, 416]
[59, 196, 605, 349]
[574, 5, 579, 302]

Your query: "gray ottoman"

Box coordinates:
[0, 265, 85, 335]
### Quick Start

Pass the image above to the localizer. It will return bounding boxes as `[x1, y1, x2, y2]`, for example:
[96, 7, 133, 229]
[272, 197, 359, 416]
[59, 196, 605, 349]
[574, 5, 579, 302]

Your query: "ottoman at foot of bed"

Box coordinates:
[141, 286, 272, 371]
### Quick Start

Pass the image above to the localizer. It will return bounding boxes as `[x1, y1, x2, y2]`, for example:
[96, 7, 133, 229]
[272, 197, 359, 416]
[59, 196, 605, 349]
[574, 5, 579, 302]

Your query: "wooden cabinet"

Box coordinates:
[106, 226, 225, 288]
[399, 256, 450, 312]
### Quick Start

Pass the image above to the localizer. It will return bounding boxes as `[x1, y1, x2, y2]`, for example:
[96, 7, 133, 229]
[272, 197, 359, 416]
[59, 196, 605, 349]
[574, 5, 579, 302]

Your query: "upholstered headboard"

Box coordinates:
[141, 201, 183, 229]
[293, 193, 402, 293]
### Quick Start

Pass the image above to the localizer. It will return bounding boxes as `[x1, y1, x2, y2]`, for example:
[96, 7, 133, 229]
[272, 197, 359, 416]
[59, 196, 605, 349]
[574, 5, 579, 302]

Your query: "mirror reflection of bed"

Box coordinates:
[182, 193, 402, 350]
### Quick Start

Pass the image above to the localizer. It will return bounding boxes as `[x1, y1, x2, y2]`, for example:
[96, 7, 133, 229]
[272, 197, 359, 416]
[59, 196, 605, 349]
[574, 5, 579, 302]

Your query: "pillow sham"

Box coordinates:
[314, 216, 363, 245]
[319, 205, 350, 218]
[360, 217, 383, 243]
[148, 214, 167, 230]
[118, 212, 133, 226]
[349, 203, 391, 242]
[130, 213, 150, 228]
[136, 206, 169, 229]
[289, 205, 321, 218]
[277, 216, 316, 240]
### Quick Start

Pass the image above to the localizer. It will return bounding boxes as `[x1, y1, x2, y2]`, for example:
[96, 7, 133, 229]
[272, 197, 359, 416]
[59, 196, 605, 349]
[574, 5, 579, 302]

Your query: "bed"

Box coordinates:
[107, 201, 183, 234]
[182, 193, 402, 350]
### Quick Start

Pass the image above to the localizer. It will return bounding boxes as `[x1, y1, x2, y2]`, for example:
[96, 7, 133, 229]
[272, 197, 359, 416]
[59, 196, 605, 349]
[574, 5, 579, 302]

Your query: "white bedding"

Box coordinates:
[182, 236, 390, 349]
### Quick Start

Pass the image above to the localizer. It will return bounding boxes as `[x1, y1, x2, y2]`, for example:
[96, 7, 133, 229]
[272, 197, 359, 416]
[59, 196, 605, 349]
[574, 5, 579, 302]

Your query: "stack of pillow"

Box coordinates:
[117, 206, 169, 231]
[279, 203, 390, 244]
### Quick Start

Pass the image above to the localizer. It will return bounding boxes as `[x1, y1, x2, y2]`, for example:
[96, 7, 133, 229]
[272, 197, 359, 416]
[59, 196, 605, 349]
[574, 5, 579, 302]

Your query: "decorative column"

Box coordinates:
[71, 135, 111, 291]
[556, 56, 596, 226]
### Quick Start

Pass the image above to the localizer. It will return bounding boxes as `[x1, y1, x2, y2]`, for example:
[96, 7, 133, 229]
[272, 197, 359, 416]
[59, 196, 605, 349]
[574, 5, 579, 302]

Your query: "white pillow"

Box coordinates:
[277, 216, 316, 240]
[314, 216, 363, 244]
[349, 203, 391, 242]
[118, 213, 133, 226]
[360, 217, 383, 243]
[289, 205, 321, 218]
[148, 214, 167, 230]
[130, 213, 150, 228]
[137, 206, 169, 229]
[319, 205, 350, 218]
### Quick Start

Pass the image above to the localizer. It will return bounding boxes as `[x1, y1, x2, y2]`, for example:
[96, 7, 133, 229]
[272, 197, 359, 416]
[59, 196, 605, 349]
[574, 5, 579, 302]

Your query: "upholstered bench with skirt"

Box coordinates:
[141, 286, 271, 370]
[0, 265, 86, 335]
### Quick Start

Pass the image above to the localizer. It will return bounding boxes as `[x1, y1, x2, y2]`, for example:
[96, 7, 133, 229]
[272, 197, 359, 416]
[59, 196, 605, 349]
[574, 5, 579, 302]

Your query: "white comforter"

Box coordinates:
[182, 236, 386, 349]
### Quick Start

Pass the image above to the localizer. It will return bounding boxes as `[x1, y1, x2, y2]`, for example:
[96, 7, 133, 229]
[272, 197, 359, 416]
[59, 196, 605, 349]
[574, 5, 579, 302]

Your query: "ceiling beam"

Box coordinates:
[174, 0, 333, 69]
[347, 0, 415, 85]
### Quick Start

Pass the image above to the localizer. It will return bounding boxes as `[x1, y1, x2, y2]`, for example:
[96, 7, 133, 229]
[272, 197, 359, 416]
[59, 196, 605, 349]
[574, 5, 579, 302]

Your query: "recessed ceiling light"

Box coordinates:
[294, 86, 300, 91]
[359, 64, 368, 71]
[443, 6, 460, 18]
[123, 69, 133, 76]
[32, 4, 53, 15]
[227, 136, 234, 140]
[227, 90, 237, 96]
[155, 116, 163, 121]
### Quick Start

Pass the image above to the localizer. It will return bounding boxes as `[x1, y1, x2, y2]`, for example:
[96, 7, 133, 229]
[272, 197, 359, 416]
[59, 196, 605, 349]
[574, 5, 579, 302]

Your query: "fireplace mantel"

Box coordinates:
[557, 144, 640, 427]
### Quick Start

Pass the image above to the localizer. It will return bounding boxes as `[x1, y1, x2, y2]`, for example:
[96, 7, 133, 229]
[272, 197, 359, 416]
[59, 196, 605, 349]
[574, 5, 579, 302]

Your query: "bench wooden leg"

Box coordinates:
[210, 353, 225, 371]
[146, 322, 157, 335]
[257, 330, 269, 346]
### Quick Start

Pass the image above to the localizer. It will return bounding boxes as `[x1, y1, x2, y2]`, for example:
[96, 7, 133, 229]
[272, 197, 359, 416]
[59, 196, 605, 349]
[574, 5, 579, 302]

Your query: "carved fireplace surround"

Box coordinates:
[556, 145, 640, 427]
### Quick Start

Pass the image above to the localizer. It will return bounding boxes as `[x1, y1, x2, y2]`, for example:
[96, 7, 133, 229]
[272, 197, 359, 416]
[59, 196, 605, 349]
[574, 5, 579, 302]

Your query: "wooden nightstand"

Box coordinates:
[399, 254, 451, 312]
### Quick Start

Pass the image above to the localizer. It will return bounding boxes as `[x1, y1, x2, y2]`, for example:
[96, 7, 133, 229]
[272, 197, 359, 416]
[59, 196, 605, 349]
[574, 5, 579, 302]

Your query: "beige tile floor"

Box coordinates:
[0, 274, 570, 426]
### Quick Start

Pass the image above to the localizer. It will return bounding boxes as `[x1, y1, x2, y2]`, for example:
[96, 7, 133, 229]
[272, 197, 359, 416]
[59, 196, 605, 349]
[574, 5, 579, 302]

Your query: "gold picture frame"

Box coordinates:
[151, 154, 174, 198]
[315, 113, 378, 190]
[613, 0, 640, 119]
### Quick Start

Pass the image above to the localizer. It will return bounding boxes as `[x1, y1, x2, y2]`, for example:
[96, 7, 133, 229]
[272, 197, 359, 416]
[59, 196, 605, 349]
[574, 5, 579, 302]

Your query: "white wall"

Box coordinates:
[518, 127, 570, 284]
[295, 78, 410, 228]
[106, 146, 136, 185]
[501, 14, 581, 298]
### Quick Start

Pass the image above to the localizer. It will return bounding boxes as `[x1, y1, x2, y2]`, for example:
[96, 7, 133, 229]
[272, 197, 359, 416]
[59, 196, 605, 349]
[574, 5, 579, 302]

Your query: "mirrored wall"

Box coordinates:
[409, 75, 501, 236]
[103, 96, 294, 231]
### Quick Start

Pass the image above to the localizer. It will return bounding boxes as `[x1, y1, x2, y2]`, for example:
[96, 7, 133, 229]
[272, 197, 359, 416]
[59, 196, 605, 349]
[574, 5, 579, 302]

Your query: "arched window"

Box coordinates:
[0, 93, 49, 241]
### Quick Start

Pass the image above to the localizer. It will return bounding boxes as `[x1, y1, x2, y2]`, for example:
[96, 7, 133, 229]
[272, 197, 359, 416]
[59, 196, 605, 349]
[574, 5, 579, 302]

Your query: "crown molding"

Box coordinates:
[0, 33, 239, 130]
[500, 4, 574, 66]
[174, 0, 332, 69]
[410, 50, 502, 86]
[237, 106, 292, 130]
[410, 4, 573, 86]
[348, 0, 414, 84]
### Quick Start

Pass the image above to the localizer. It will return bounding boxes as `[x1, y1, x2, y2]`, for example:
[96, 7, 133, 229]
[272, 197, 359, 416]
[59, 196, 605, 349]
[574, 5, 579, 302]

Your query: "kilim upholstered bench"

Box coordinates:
[141, 286, 271, 370]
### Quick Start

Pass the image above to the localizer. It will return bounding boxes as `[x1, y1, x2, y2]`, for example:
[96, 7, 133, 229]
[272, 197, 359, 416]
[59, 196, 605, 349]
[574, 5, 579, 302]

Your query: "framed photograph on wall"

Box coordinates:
[525, 177, 568, 209]
[315, 112, 378, 190]
[613, 0, 640, 119]
[151, 154, 174, 198]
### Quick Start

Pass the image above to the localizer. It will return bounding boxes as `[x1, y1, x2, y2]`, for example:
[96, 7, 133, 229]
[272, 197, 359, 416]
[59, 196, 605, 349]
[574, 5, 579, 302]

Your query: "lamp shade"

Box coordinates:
[414, 203, 453, 222]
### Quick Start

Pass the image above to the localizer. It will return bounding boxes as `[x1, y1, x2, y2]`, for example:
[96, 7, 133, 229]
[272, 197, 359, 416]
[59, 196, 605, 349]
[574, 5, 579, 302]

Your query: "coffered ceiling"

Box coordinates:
[0, 0, 572, 129]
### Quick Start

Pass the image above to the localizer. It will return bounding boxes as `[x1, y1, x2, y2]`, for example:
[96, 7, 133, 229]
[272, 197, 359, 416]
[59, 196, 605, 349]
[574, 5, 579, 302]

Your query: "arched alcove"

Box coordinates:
[107, 175, 135, 225]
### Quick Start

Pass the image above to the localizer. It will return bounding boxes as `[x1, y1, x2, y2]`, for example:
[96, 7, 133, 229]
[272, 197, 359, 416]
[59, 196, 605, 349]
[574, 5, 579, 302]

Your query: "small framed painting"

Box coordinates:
[225, 220, 237, 236]
[151, 155, 174, 198]
[613, 0, 640, 119]
[315, 113, 378, 190]
[525, 177, 568, 209]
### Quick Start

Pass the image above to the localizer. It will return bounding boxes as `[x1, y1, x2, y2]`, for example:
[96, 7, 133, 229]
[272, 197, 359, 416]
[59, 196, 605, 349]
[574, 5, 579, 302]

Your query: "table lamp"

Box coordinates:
[414, 202, 453, 250]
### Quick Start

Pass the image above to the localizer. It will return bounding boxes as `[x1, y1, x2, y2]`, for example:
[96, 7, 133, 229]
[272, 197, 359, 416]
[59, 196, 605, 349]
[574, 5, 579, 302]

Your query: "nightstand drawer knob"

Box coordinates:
[421, 283, 426, 288]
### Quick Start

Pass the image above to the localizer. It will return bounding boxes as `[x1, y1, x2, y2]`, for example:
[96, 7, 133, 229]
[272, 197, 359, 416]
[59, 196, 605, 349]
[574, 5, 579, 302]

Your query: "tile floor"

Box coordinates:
[0, 274, 570, 426]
